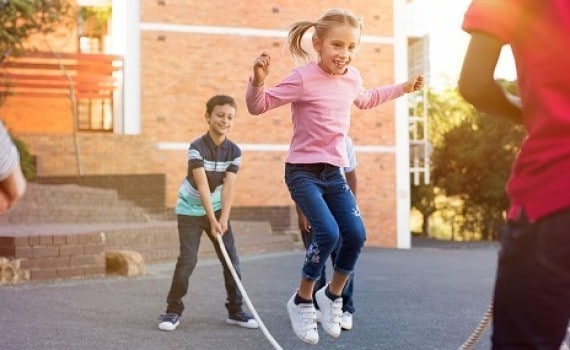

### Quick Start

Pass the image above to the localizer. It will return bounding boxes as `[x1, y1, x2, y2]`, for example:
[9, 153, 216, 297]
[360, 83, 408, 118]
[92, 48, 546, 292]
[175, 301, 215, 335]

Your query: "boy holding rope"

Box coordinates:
[158, 95, 258, 331]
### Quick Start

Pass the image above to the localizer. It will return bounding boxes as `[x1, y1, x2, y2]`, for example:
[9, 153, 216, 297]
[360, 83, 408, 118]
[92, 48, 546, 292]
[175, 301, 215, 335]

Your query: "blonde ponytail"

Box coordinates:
[286, 21, 315, 63]
[285, 9, 362, 63]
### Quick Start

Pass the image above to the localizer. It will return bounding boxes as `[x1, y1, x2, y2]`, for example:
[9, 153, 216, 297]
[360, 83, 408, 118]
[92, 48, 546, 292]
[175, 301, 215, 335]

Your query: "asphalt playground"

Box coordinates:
[0, 239, 499, 350]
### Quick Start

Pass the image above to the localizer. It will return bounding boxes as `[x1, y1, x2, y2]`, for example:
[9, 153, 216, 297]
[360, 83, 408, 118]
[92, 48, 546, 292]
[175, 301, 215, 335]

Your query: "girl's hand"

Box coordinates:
[403, 74, 425, 93]
[252, 52, 271, 87]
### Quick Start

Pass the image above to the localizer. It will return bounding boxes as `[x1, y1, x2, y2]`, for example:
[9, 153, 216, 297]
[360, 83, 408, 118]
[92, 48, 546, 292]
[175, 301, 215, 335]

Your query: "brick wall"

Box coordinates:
[232, 206, 296, 235]
[1, 98, 73, 134]
[17, 133, 157, 175]
[142, 1, 401, 247]
[0, 233, 105, 281]
[1, 1, 403, 248]
[1, 22, 79, 134]
[141, 1, 394, 36]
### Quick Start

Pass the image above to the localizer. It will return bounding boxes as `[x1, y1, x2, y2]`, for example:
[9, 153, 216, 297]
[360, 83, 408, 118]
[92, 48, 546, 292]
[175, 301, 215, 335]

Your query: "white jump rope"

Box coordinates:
[218, 233, 551, 350]
[457, 302, 493, 350]
[216, 234, 284, 350]
[219, 227, 488, 350]
[458, 302, 570, 350]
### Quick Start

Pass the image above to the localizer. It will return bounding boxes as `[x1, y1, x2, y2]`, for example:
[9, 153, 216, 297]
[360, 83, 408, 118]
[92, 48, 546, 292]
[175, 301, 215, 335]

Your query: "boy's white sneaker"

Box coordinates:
[226, 311, 259, 329]
[158, 313, 180, 331]
[286, 294, 319, 344]
[340, 311, 353, 330]
[315, 286, 342, 338]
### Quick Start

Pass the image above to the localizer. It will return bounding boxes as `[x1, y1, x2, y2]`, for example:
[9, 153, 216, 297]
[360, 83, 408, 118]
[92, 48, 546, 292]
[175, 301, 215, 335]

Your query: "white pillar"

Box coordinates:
[393, 0, 411, 249]
[111, 0, 141, 135]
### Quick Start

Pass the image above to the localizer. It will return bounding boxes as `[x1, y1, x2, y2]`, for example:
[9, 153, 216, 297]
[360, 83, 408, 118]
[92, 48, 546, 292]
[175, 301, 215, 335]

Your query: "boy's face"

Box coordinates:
[206, 104, 236, 138]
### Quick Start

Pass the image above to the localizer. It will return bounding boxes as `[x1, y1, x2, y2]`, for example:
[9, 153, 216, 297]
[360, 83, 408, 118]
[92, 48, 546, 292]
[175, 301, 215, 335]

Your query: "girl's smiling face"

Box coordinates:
[313, 24, 360, 75]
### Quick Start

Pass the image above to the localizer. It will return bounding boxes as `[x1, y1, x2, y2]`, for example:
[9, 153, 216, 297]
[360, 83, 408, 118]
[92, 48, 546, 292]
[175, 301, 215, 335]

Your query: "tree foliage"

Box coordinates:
[410, 178, 436, 236]
[432, 112, 525, 239]
[411, 83, 525, 240]
[0, 0, 72, 58]
[425, 88, 475, 147]
[0, 0, 72, 172]
[410, 88, 473, 236]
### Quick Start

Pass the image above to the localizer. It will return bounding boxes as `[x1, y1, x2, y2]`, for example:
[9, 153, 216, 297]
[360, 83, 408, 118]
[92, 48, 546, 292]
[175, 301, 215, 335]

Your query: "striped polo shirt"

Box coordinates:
[175, 132, 241, 216]
[0, 121, 19, 181]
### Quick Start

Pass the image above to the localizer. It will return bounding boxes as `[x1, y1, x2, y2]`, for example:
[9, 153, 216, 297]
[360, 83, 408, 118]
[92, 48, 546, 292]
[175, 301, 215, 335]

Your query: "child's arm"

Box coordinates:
[295, 204, 311, 232]
[401, 75, 424, 93]
[252, 52, 271, 87]
[246, 53, 301, 115]
[192, 167, 223, 236]
[459, 32, 522, 124]
[354, 75, 424, 109]
[0, 163, 26, 215]
[0, 122, 27, 215]
[219, 171, 237, 234]
[345, 170, 357, 197]
[0, 190, 9, 214]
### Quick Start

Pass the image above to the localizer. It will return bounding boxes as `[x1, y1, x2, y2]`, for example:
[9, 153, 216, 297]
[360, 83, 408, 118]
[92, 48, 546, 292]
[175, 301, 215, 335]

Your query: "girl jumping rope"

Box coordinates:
[246, 8, 423, 345]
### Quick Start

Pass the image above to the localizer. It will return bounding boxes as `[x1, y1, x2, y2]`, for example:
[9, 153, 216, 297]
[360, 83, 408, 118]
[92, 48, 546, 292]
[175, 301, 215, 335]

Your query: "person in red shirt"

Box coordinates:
[459, 0, 570, 348]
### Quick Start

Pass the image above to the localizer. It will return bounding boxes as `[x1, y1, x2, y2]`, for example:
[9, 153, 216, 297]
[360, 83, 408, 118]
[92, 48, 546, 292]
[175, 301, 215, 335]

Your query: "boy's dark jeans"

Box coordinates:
[165, 213, 243, 316]
[492, 208, 570, 349]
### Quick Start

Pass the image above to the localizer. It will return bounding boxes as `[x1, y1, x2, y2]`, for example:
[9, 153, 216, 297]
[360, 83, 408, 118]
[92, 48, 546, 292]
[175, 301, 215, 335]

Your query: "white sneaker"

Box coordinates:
[340, 311, 353, 330]
[226, 311, 259, 329]
[315, 309, 322, 323]
[158, 313, 180, 331]
[315, 286, 342, 338]
[286, 294, 319, 344]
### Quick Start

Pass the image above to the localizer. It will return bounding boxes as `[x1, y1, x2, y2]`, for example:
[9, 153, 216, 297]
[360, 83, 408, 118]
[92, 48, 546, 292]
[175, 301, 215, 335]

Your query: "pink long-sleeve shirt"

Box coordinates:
[246, 62, 404, 167]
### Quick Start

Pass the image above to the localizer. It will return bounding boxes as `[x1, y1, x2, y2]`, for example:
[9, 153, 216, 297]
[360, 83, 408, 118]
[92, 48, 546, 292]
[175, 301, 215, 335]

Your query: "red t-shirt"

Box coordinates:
[463, 0, 570, 221]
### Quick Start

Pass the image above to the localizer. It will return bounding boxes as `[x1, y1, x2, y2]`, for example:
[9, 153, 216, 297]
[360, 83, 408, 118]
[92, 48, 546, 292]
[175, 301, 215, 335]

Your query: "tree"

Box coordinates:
[410, 88, 473, 237]
[432, 107, 525, 240]
[0, 0, 72, 58]
[412, 83, 524, 240]
[410, 179, 436, 236]
[1, 0, 77, 173]
[1, 0, 72, 108]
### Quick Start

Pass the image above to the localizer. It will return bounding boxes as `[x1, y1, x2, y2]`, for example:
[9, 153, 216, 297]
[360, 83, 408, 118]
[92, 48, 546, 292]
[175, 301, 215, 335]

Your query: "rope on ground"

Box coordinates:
[216, 234, 284, 350]
[458, 302, 493, 350]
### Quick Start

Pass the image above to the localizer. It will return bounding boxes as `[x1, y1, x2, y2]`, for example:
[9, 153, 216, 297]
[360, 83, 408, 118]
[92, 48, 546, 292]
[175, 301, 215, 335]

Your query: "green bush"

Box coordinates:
[11, 135, 36, 180]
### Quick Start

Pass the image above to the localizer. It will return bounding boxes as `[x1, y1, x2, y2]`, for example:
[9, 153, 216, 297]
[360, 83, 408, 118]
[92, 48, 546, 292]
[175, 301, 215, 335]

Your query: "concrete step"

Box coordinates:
[0, 183, 149, 225]
[0, 203, 149, 224]
[19, 183, 120, 204]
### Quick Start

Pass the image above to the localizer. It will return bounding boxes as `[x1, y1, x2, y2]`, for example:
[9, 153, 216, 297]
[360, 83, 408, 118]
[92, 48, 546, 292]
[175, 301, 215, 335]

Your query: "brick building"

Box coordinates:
[0, 0, 417, 249]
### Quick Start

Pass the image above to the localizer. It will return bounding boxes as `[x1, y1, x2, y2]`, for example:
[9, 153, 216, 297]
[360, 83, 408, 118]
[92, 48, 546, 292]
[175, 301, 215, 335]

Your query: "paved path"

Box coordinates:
[0, 240, 499, 350]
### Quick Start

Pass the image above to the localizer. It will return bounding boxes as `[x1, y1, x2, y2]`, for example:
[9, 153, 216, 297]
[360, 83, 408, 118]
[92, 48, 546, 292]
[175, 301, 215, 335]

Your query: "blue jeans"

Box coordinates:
[285, 163, 366, 285]
[301, 229, 356, 313]
[492, 208, 570, 349]
[165, 213, 243, 316]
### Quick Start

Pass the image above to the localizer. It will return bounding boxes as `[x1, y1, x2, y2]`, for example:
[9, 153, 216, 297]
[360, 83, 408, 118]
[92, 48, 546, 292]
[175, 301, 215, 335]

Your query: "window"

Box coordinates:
[77, 98, 113, 131]
[77, 6, 116, 132]
[77, 6, 111, 54]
